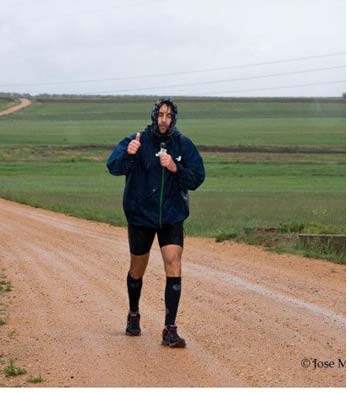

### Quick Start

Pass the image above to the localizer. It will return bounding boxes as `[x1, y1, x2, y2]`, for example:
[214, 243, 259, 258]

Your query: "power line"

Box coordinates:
[0, 52, 345, 88]
[195, 80, 346, 96]
[84, 65, 345, 95]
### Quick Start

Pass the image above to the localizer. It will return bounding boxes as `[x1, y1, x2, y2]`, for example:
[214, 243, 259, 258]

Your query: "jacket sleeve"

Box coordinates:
[174, 137, 205, 191]
[106, 134, 138, 176]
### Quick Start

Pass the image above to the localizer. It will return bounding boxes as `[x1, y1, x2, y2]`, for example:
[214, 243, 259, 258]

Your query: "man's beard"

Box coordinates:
[159, 124, 169, 133]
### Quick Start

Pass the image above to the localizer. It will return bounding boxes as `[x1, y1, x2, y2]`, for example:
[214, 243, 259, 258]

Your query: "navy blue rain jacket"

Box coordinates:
[107, 126, 205, 228]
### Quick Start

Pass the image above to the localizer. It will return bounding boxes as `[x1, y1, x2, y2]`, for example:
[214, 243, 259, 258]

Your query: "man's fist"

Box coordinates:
[127, 132, 141, 155]
[160, 153, 177, 173]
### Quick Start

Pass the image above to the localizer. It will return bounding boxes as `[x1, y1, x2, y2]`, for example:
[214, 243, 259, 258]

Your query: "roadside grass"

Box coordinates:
[27, 374, 43, 384]
[268, 245, 345, 265]
[0, 155, 344, 263]
[0, 156, 344, 226]
[3, 359, 27, 377]
[216, 222, 345, 264]
[0, 280, 12, 292]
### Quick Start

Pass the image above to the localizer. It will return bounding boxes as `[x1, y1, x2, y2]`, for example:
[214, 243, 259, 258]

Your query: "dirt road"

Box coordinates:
[0, 98, 31, 116]
[0, 198, 345, 387]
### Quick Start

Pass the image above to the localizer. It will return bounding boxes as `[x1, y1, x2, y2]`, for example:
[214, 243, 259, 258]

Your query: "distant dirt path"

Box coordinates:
[0, 198, 345, 387]
[0, 98, 31, 116]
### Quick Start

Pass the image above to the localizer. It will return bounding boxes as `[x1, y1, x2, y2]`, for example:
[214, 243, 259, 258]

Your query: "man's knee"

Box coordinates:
[165, 258, 181, 268]
[164, 258, 181, 276]
[129, 269, 143, 280]
[130, 253, 149, 278]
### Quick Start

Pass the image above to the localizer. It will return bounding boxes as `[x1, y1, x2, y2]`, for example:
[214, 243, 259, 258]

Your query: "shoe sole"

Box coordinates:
[161, 340, 186, 348]
[125, 330, 141, 336]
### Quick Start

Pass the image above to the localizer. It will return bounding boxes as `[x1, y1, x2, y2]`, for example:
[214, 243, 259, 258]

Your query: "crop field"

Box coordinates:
[0, 97, 345, 260]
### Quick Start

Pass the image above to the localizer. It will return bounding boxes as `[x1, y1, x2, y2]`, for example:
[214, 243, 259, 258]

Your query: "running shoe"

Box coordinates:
[161, 325, 186, 348]
[125, 312, 141, 336]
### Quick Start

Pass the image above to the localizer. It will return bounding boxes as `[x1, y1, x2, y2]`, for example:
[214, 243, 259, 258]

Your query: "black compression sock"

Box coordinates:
[127, 272, 143, 313]
[165, 276, 182, 326]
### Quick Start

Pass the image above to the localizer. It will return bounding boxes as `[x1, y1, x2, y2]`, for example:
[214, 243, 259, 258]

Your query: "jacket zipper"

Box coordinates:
[159, 167, 165, 228]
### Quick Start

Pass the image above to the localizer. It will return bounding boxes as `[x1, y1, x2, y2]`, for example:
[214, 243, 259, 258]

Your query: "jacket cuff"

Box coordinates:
[174, 162, 184, 174]
[125, 151, 137, 161]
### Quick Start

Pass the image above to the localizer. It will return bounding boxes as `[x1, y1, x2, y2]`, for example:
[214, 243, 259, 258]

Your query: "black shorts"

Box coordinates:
[128, 222, 184, 255]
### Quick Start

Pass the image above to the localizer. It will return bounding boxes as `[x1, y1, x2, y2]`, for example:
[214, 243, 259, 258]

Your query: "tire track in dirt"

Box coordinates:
[0, 198, 345, 387]
[186, 262, 344, 326]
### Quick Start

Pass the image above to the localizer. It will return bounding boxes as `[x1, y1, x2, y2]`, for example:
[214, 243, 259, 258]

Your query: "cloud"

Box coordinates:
[0, 0, 345, 96]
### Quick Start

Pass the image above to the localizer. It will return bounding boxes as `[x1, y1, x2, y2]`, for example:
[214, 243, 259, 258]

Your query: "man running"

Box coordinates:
[107, 98, 205, 348]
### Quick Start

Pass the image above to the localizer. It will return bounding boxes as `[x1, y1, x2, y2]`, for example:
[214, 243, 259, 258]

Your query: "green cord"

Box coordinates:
[159, 167, 165, 228]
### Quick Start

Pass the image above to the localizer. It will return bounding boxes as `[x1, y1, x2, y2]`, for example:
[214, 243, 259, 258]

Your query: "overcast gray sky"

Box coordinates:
[0, 0, 345, 96]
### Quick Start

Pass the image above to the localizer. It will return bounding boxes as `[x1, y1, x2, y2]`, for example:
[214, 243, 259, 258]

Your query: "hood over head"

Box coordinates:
[150, 97, 178, 141]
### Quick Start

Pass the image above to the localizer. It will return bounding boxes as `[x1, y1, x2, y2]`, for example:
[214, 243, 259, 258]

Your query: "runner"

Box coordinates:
[107, 98, 205, 347]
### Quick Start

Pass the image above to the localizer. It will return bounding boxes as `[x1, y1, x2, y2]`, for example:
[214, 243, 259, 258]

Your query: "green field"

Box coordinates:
[0, 97, 345, 261]
[0, 99, 345, 146]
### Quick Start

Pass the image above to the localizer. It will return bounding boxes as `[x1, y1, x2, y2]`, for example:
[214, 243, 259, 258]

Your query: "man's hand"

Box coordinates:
[160, 153, 177, 173]
[127, 132, 141, 155]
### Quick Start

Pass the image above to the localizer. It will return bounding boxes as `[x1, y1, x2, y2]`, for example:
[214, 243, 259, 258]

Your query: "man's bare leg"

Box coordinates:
[161, 245, 182, 277]
[129, 252, 150, 279]
[126, 253, 150, 336]
[160, 245, 186, 347]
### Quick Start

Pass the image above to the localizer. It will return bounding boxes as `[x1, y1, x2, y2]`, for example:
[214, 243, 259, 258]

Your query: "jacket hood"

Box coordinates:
[150, 97, 178, 142]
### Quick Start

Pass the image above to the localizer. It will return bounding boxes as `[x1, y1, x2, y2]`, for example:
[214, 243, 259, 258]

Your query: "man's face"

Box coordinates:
[157, 104, 172, 134]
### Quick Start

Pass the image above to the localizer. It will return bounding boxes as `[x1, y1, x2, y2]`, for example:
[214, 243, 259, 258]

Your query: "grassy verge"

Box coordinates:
[216, 222, 345, 264]
[0, 152, 344, 263]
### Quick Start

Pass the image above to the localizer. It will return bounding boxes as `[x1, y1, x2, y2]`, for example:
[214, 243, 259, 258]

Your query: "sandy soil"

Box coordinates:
[0, 198, 345, 387]
[0, 98, 31, 116]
